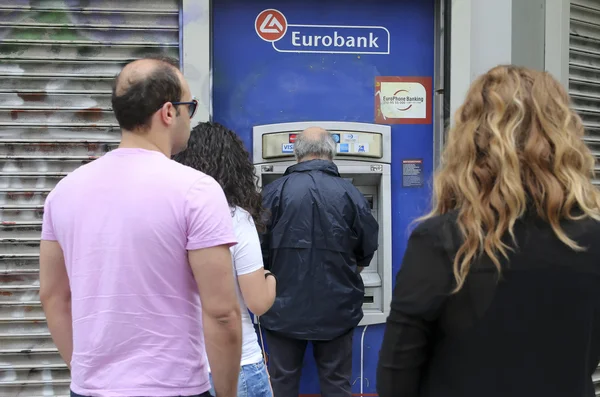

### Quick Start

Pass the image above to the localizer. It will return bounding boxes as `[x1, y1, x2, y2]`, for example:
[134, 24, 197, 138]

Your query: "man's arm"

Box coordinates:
[260, 187, 278, 271]
[190, 246, 242, 397]
[184, 176, 242, 397]
[354, 206, 379, 270]
[39, 240, 73, 368]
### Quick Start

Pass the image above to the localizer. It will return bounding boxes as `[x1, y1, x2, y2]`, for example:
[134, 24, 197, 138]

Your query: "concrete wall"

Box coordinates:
[449, 0, 570, 122]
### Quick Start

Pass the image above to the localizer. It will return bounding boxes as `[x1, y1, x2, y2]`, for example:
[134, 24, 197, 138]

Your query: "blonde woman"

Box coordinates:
[377, 65, 600, 397]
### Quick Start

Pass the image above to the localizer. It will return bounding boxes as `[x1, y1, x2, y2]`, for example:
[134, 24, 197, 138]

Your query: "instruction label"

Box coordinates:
[402, 159, 423, 188]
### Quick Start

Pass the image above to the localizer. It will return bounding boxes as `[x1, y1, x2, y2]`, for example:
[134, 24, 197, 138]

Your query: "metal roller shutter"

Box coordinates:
[570, 1, 600, 393]
[570, 0, 600, 186]
[570, 1, 600, 394]
[0, 1, 180, 396]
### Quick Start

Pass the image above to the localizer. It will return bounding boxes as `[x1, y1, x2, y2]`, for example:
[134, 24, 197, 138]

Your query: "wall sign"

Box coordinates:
[402, 159, 424, 188]
[375, 76, 432, 124]
[255, 8, 390, 55]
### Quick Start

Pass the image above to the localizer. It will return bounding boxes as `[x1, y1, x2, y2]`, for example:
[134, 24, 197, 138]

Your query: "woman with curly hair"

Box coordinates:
[377, 65, 600, 397]
[174, 122, 275, 397]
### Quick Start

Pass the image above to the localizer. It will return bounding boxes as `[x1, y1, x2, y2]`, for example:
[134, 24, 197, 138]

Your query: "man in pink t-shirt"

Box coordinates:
[39, 57, 242, 397]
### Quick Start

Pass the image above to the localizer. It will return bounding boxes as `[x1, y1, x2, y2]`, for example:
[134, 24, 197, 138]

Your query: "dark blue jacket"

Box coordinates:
[259, 159, 379, 340]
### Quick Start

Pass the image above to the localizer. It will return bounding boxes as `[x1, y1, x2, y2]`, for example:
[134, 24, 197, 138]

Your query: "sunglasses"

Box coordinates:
[168, 98, 199, 119]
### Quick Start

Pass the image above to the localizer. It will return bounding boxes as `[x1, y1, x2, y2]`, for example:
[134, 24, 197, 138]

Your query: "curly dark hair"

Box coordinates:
[173, 122, 266, 233]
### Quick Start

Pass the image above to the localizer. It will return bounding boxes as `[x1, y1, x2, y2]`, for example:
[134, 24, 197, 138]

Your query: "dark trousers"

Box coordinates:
[264, 328, 354, 397]
[71, 391, 212, 397]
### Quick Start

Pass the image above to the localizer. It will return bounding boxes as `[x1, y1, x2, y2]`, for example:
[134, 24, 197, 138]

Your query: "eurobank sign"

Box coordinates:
[255, 9, 391, 55]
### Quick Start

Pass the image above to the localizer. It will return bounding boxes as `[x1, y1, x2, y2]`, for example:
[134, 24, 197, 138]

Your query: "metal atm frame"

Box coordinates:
[253, 121, 392, 326]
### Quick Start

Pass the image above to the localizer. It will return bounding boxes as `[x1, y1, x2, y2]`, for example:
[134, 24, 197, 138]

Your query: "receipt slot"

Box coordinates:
[253, 121, 392, 326]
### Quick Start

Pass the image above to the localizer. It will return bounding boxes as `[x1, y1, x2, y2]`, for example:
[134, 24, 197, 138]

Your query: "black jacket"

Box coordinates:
[260, 160, 379, 340]
[377, 211, 600, 397]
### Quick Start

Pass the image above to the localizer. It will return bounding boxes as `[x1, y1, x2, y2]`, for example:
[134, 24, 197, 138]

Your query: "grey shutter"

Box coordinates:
[570, 1, 600, 394]
[570, 0, 600, 186]
[571, 1, 600, 393]
[0, 1, 180, 396]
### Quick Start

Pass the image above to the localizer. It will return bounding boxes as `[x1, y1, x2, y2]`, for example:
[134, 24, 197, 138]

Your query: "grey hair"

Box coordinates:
[294, 129, 336, 161]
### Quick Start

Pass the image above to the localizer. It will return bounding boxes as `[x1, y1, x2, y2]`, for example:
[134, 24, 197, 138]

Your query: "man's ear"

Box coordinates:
[159, 103, 176, 126]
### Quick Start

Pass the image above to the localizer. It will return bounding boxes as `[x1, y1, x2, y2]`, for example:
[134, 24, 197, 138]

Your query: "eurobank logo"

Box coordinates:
[254, 9, 390, 55]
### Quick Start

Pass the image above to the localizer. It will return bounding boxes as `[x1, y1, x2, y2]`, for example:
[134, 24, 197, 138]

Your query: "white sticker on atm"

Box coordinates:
[282, 143, 294, 153]
[354, 143, 369, 153]
[343, 133, 358, 142]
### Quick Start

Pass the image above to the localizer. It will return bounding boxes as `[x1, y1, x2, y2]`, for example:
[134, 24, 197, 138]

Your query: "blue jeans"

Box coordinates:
[71, 392, 211, 397]
[209, 361, 273, 397]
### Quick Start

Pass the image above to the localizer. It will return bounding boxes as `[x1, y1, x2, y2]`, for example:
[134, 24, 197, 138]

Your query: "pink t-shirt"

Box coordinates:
[41, 148, 237, 397]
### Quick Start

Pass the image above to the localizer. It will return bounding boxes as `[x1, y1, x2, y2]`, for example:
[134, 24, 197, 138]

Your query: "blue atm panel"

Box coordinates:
[213, 0, 436, 393]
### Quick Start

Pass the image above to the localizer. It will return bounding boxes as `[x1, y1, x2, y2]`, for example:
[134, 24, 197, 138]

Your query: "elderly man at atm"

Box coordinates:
[260, 127, 379, 397]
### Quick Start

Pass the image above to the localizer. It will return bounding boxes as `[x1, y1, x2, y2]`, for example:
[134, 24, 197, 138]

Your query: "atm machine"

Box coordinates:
[253, 121, 392, 325]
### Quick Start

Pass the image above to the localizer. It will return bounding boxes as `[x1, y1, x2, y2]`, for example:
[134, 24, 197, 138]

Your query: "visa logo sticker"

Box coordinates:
[338, 143, 350, 153]
[282, 143, 294, 153]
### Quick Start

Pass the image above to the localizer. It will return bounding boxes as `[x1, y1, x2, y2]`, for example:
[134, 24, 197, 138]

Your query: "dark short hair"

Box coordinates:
[173, 122, 267, 233]
[111, 56, 182, 131]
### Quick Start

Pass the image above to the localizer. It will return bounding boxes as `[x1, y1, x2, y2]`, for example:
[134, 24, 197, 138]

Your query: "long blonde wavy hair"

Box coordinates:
[421, 65, 600, 292]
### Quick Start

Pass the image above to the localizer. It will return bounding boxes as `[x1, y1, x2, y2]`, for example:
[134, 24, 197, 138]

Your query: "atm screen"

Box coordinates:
[261, 174, 283, 187]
